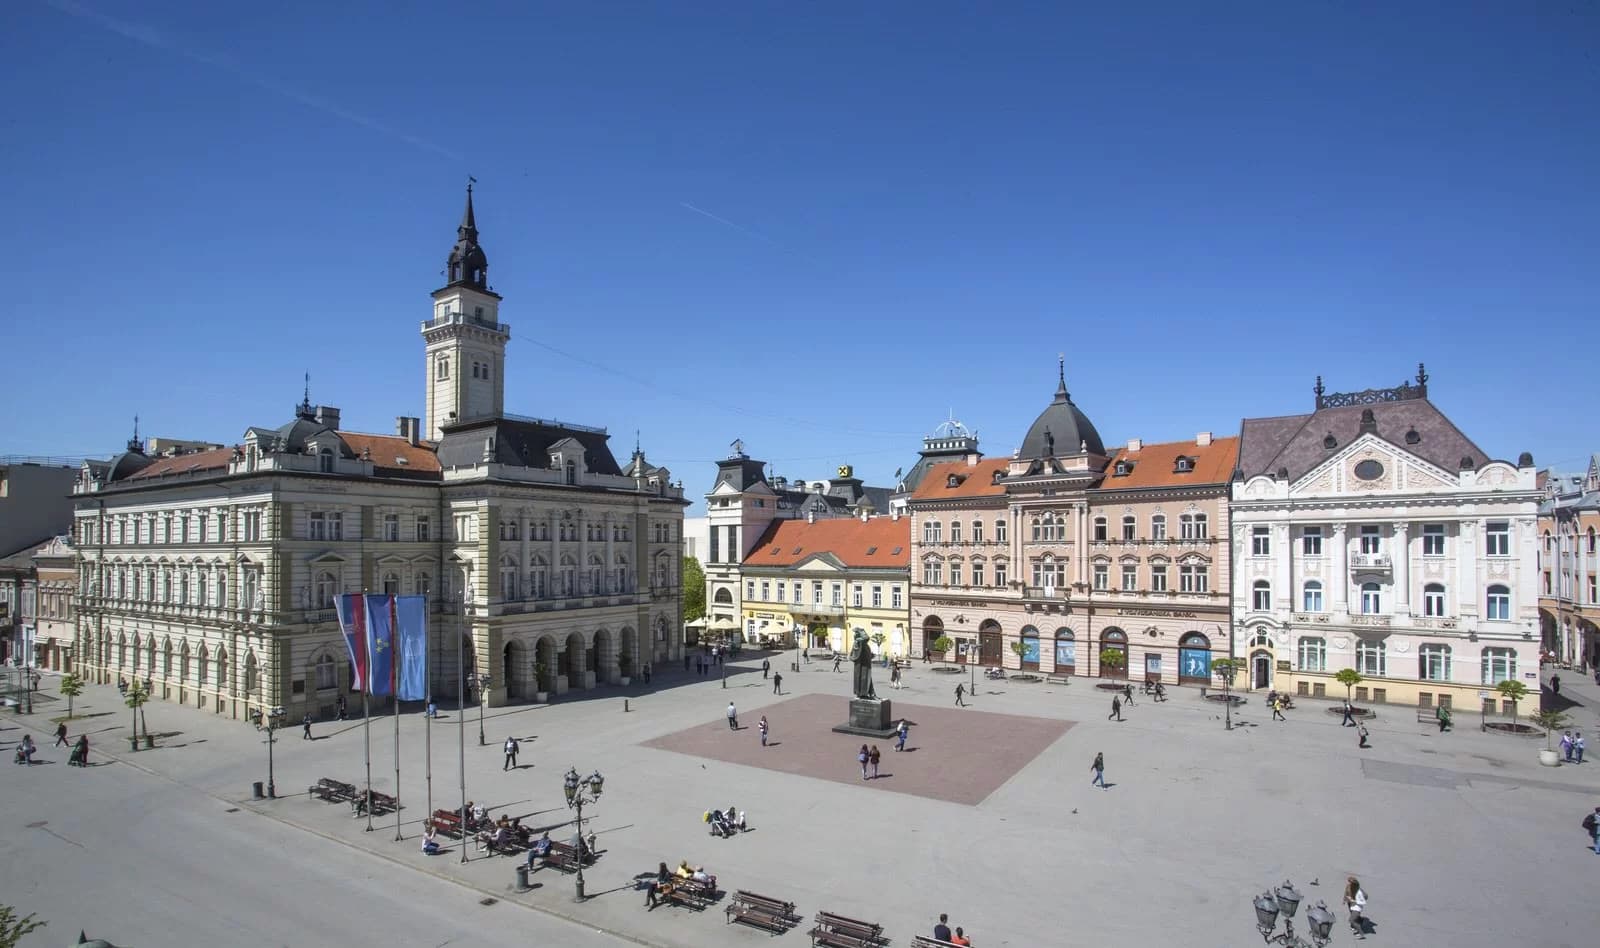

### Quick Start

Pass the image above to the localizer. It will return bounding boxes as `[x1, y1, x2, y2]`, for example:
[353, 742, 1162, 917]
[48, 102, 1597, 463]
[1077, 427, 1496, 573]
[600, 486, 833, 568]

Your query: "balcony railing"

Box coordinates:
[796, 602, 846, 617]
[1023, 586, 1068, 600]
[1350, 553, 1392, 572]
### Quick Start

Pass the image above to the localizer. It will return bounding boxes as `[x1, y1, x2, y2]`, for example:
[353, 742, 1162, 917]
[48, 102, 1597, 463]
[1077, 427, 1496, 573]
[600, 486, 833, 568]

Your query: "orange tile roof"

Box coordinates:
[910, 457, 1010, 501]
[340, 433, 441, 477]
[743, 517, 910, 569]
[1096, 436, 1239, 490]
[126, 446, 234, 480]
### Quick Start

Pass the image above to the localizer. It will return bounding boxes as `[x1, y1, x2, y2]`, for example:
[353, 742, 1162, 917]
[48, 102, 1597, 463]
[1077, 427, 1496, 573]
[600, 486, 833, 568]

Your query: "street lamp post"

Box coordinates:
[475, 674, 491, 747]
[793, 624, 802, 672]
[263, 706, 285, 798]
[1253, 880, 1335, 946]
[562, 766, 605, 902]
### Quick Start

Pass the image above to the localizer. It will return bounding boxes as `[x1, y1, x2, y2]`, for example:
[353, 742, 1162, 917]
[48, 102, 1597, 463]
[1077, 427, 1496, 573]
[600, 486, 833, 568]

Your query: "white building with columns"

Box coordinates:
[71, 188, 686, 723]
[1230, 367, 1541, 712]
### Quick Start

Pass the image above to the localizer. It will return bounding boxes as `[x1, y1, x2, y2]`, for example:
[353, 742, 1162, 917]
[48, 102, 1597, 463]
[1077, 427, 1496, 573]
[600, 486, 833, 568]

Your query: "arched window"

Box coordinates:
[1588, 526, 1597, 555]
[1481, 647, 1516, 685]
[1251, 580, 1271, 611]
[587, 554, 604, 595]
[1302, 580, 1323, 613]
[1486, 584, 1511, 621]
[1178, 631, 1212, 682]
[1419, 644, 1451, 681]
[1150, 513, 1167, 541]
[1098, 627, 1128, 679]
[499, 556, 518, 601]
[1121, 515, 1137, 541]
[382, 571, 400, 596]
[1360, 582, 1382, 615]
[1356, 638, 1386, 676]
[923, 520, 942, 544]
[1422, 583, 1446, 617]
[1018, 625, 1040, 670]
[1053, 628, 1075, 674]
[1092, 516, 1108, 542]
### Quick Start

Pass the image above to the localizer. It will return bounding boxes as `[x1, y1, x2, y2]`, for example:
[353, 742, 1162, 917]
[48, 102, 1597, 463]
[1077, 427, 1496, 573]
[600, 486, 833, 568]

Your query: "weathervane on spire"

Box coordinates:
[128, 414, 142, 453]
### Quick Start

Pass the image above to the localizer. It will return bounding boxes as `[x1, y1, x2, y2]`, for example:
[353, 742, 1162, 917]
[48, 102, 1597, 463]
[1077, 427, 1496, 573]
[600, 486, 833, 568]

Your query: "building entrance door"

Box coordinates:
[1252, 651, 1272, 690]
[979, 625, 1002, 666]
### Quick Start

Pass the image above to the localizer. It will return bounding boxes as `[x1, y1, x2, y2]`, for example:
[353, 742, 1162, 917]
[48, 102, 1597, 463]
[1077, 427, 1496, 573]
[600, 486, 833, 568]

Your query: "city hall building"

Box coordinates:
[71, 189, 686, 724]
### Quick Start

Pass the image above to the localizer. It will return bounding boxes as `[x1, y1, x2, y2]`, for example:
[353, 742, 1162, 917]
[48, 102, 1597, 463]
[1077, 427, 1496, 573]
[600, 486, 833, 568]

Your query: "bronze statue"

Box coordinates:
[850, 631, 877, 700]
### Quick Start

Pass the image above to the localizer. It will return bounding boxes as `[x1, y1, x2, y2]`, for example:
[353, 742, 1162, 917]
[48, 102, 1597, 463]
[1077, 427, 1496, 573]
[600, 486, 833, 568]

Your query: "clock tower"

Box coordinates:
[423, 183, 510, 440]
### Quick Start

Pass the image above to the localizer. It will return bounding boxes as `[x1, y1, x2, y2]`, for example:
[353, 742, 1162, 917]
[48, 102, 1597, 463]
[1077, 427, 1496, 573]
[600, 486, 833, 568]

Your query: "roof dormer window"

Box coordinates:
[1173, 457, 1194, 473]
[1114, 460, 1132, 476]
[947, 474, 961, 488]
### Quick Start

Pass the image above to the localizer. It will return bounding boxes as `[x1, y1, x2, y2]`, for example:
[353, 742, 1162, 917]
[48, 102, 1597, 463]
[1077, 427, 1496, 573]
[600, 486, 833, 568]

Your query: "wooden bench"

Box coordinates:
[659, 876, 716, 911]
[1045, 674, 1071, 685]
[306, 777, 357, 803]
[429, 809, 465, 838]
[475, 828, 525, 856]
[810, 910, 886, 948]
[910, 936, 961, 948]
[725, 890, 798, 934]
[541, 840, 591, 874]
[352, 790, 398, 817]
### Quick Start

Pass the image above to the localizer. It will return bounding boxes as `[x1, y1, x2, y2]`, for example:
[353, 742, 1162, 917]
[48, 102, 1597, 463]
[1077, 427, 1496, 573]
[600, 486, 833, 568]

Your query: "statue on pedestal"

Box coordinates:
[850, 630, 877, 700]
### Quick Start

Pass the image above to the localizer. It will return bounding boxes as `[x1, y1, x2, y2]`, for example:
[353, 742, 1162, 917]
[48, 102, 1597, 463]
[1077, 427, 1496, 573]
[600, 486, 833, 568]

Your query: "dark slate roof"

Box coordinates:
[436, 417, 621, 476]
[859, 485, 894, 512]
[105, 450, 156, 482]
[713, 456, 768, 493]
[1239, 398, 1489, 481]
[1019, 376, 1104, 459]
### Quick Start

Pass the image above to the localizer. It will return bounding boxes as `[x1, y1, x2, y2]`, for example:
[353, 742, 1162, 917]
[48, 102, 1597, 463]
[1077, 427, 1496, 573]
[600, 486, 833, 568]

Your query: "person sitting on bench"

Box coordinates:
[526, 832, 552, 868]
[690, 866, 715, 889]
[511, 817, 530, 847]
[675, 860, 693, 880]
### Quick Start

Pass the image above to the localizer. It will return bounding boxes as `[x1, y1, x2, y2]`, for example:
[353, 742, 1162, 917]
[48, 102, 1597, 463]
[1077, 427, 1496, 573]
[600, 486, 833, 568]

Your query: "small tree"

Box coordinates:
[931, 635, 954, 658]
[1531, 708, 1570, 752]
[1496, 679, 1530, 729]
[1099, 647, 1126, 675]
[1334, 668, 1363, 702]
[1010, 641, 1027, 661]
[870, 631, 887, 653]
[681, 556, 706, 622]
[0, 905, 46, 947]
[58, 672, 84, 720]
[125, 680, 150, 748]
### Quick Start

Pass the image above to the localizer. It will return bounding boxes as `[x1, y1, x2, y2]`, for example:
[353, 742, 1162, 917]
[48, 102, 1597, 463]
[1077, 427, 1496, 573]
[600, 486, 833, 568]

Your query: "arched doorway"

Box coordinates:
[978, 619, 1003, 667]
[1053, 628, 1076, 676]
[536, 636, 558, 696]
[1178, 631, 1213, 684]
[921, 616, 945, 659]
[1251, 650, 1273, 690]
[617, 626, 636, 679]
[1099, 628, 1128, 679]
[503, 640, 530, 700]
[564, 632, 587, 689]
[1019, 625, 1040, 671]
[593, 628, 617, 684]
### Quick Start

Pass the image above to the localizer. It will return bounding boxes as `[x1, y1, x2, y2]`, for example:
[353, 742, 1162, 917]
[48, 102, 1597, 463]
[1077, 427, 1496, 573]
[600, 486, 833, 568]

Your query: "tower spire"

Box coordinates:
[461, 177, 477, 235]
[128, 414, 142, 453]
[1055, 353, 1069, 401]
[444, 178, 489, 291]
[297, 372, 315, 419]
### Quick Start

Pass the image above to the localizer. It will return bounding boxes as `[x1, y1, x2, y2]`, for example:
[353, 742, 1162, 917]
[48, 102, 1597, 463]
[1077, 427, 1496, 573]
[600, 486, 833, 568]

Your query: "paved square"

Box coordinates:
[640, 692, 1074, 805]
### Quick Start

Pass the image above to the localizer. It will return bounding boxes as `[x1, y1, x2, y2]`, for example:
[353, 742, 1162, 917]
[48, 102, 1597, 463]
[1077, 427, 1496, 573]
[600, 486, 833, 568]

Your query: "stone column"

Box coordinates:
[550, 510, 562, 595]
[604, 511, 615, 593]
[1393, 522, 1410, 616]
[518, 508, 530, 596]
[1332, 524, 1349, 614]
[1275, 523, 1293, 612]
[1456, 521, 1479, 618]
[578, 512, 590, 594]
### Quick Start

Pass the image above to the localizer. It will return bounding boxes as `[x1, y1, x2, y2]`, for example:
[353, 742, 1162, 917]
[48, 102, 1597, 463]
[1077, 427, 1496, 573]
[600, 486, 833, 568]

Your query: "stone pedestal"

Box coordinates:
[831, 698, 898, 739]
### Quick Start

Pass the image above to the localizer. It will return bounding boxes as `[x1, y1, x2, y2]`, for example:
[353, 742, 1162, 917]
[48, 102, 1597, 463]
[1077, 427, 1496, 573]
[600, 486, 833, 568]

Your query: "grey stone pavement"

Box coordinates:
[3, 656, 1598, 948]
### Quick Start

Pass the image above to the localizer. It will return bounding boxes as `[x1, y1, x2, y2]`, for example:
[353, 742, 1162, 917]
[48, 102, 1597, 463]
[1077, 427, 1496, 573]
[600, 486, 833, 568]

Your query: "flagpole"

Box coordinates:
[363, 676, 373, 833]
[392, 596, 403, 843]
[425, 599, 433, 830]
[458, 593, 468, 864]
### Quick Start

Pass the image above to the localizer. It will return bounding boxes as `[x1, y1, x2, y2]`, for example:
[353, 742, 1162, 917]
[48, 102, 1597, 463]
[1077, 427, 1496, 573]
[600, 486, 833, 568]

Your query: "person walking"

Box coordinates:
[772, 672, 783, 695]
[1584, 806, 1600, 855]
[869, 745, 881, 779]
[70, 734, 89, 767]
[503, 736, 519, 771]
[1436, 704, 1452, 733]
[833, 654, 843, 673]
[1561, 730, 1574, 762]
[890, 664, 902, 689]
[336, 694, 347, 721]
[54, 722, 69, 747]
[1109, 695, 1122, 721]
[1574, 731, 1586, 763]
[302, 712, 313, 740]
[857, 744, 870, 780]
[954, 682, 966, 707]
[1090, 751, 1106, 789]
[1123, 682, 1135, 706]
[1357, 722, 1370, 748]
[684, 654, 691, 672]
[726, 701, 738, 730]
[1551, 673, 1562, 697]
[1343, 876, 1367, 940]
[895, 719, 909, 752]
[1271, 697, 1286, 722]
[758, 716, 769, 747]
[762, 658, 770, 679]
[1341, 700, 1356, 726]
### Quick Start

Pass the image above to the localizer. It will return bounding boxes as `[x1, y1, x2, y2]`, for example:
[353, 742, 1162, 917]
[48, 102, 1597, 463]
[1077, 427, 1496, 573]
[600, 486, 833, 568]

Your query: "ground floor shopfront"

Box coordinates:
[741, 604, 911, 658]
[909, 596, 1229, 684]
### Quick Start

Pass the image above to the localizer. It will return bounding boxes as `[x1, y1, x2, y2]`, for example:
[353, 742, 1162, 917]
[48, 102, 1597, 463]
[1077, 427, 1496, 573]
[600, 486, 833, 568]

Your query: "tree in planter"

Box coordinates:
[1334, 668, 1363, 704]
[931, 635, 954, 660]
[1531, 708, 1570, 752]
[682, 556, 706, 622]
[125, 679, 150, 749]
[1098, 647, 1127, 677]
[58, 672, 84, 720]
[0, 905, 47, 947]
[1496, 678, 1530, 730]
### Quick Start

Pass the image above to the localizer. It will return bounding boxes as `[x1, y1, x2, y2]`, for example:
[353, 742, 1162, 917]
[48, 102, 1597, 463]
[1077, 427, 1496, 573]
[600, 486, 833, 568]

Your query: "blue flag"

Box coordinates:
[365, 594, 396, 697]
[395, 595, 429, 701]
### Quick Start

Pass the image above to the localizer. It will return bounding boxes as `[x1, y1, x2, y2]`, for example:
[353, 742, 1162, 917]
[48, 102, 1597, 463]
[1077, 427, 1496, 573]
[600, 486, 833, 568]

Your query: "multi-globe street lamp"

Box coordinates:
[1253, 880, 1335, 947]
[261, 706, 286, 798]
[562, 766, 605, 902]
[473, 673, 491, 746]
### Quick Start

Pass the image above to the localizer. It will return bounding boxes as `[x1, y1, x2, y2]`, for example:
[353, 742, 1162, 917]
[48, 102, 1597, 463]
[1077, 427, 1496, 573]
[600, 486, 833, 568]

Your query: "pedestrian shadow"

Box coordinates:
[898, 747, 919, 753]
[513, 763, 536, 770]
[871, 773, 893, 780]
[765, 741, 782, 747]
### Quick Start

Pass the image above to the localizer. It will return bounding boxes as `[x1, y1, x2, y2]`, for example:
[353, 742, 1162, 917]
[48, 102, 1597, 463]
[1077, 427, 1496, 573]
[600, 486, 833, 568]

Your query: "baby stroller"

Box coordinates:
[13, 746, 28, 765]
[68, 742, 86, 767]
[706, 808, 734, 838]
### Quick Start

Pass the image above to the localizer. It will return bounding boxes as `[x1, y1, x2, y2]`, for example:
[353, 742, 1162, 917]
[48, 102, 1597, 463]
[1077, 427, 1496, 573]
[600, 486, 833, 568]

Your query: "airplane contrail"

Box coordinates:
[680, 201, 776, 244]
[45, 0, 464, 162]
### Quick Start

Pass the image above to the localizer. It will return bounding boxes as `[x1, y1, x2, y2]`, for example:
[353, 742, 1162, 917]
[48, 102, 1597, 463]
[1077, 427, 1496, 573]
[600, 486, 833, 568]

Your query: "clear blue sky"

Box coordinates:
[4, 1, 1597, 512]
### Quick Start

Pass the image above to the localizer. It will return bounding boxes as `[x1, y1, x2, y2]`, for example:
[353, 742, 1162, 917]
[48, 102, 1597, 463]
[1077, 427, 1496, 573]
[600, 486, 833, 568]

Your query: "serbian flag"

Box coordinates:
[335, 594, 370, 693]
[365, 594, 397, 697]
[395, 595, 429, 701]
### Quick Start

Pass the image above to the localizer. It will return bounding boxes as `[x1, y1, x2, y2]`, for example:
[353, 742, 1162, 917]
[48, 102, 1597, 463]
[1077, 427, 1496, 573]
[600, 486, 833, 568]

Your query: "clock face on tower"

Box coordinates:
[837, 464, 854, 478]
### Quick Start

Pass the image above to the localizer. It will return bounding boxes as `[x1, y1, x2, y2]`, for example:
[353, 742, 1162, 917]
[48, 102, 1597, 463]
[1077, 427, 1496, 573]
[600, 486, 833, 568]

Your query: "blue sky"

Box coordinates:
[4, 1, 1597, 511]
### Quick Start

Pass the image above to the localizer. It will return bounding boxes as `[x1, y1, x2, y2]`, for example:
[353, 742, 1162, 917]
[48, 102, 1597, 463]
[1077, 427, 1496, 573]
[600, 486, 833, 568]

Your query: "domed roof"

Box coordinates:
[1018, 364, 1103, 459]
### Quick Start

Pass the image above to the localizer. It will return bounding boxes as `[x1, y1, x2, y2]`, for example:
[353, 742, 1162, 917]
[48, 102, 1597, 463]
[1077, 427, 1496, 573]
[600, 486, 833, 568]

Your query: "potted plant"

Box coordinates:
[58, 672, 84, 720]
[1496, 679, 1529, 731]
[534, 661, 550, 704]
[618, 654, 632, 687]
[1098, 647, 1127, 679]
[1531, 708, 1570, 766]
[931, 635, 954, 662]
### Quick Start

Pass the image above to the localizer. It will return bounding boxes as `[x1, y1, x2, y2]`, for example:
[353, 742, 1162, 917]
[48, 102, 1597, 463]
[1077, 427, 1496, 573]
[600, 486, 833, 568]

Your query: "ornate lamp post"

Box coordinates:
[474, 673, 491, 747]
[1253, 880, 1335, 946]
[262, 706, 286, 798]
[793, 623, 802, 672]
[562, 766, 605, 902]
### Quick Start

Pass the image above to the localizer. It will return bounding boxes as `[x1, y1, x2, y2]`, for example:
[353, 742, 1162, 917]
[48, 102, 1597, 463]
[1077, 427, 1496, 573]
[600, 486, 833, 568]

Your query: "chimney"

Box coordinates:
[966, 453, 979, 466]
[1195, 432, 1212, 447]
[860, 509, 869, 523]
[396, 416, 420, 446]
[315, 406, 341, 430]
[1127, 438, 1142, 452]
[892, 507, 900, 521]
[807, 509, 816, 524]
